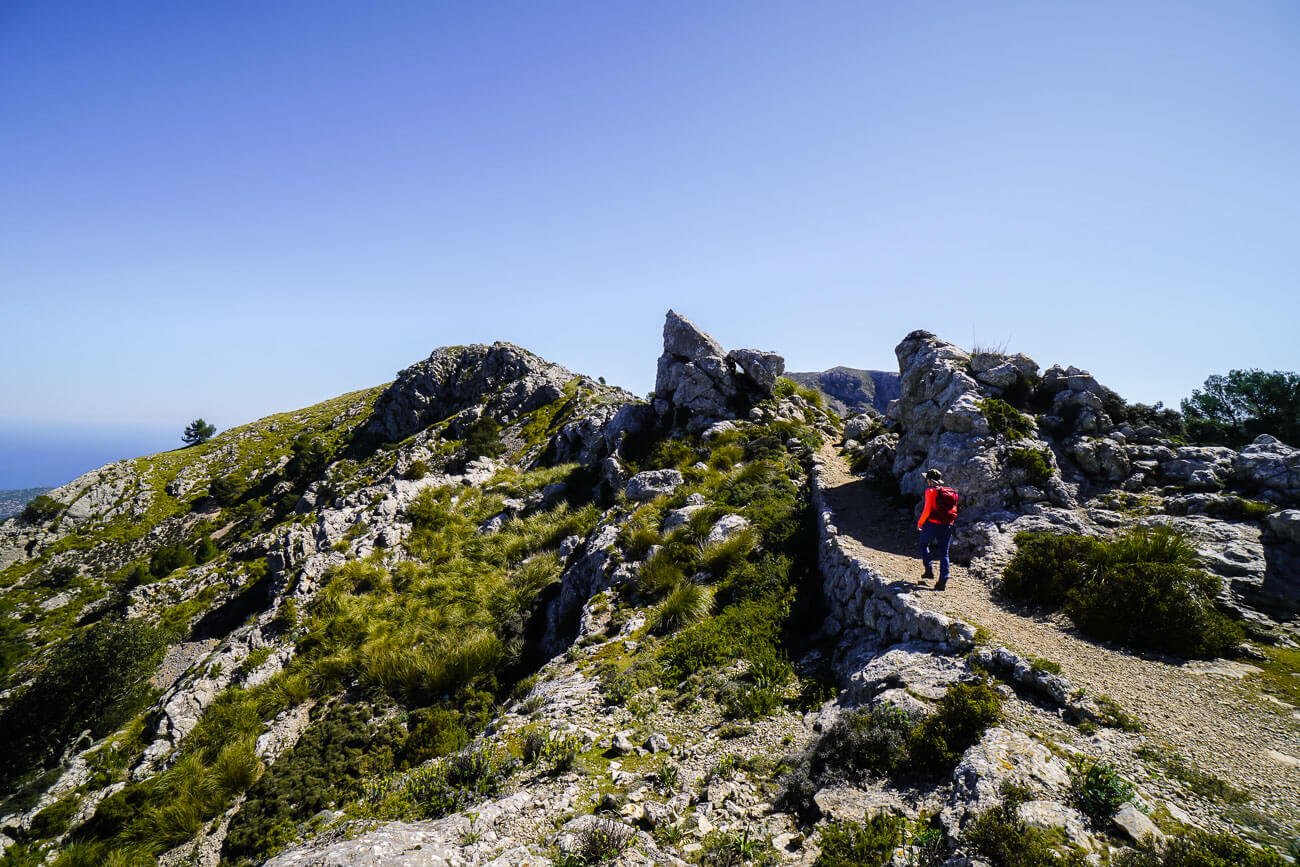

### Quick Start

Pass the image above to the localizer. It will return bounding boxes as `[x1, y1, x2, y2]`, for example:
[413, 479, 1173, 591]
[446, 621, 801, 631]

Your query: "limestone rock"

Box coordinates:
[943, 728, 1071, 835]
[654, 311, 785, 432]
[705, 515, 750, 546]
[1267, 509, 1300, 545]
[626, 469, 684, 502]
[1113, 803, 1165, 845]
[1235, 435, 1300, 505]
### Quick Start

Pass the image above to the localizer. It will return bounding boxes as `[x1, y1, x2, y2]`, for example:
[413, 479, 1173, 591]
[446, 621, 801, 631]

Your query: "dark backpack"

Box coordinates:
[932, 486, 959, 523]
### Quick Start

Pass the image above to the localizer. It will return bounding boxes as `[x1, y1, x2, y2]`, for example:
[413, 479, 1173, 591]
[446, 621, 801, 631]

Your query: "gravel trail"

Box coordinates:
[818, 443, 1300, 844]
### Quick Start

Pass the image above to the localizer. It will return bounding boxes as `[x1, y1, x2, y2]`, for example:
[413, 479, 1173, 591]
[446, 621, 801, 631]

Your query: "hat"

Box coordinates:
[924, 469, 944, 484]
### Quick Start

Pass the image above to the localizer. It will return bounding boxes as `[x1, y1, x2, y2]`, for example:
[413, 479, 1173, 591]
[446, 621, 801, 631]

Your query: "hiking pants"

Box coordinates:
[919, 521, 954, 579]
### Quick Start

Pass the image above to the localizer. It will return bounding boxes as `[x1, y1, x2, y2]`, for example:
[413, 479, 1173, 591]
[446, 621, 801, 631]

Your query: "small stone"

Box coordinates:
[611, 732, 636, 755]
[1113, 804, 1165, 845]
[645, 733, 671, 753]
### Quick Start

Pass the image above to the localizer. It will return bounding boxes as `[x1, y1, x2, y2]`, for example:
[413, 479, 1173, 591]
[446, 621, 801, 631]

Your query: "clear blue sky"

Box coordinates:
[2, 2, 1298, 488]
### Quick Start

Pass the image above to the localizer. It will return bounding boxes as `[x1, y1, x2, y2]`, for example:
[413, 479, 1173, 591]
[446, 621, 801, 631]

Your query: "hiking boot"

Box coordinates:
[935, 577, 948, 591]
[921, 567, 934, 582]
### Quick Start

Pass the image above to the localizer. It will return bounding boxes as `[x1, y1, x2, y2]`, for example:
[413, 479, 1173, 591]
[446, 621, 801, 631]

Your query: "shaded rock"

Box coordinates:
[626, 469, 684, 502]
[1234, 435, 1300, 506]
[705, 515, 750, 546]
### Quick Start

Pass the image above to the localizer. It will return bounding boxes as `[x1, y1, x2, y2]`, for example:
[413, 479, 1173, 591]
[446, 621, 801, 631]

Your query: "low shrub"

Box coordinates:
[908, 680, 1004, 772]
[815, 815, 904, 867]
[698, 829, 777, 867]
[963, 788, 1088, 867]
[1000, 532, 1103, 606]
[1112, 829, 1286, 867]
[979, 398, 1034, 440]
[1006, 447, 1052, 486]
[20, 494, 63, 524]
[221, 703, 405, 863]
[1001, 527, 1242, 658]
[558, 817, 636, 866]
[1068, 759, 1134, 825]
[463, 416, 504, 459]
[149, 543, 195, 577]
[0, 619, 165, 790]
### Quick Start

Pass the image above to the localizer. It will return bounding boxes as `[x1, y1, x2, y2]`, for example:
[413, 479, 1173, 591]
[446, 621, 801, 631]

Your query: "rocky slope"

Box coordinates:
[0, 315, 1295, 866]
[786, 368, 900, 417]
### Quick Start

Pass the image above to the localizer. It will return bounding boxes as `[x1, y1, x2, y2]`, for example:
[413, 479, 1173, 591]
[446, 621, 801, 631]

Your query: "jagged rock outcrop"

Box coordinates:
[1235, 434, 1300, 506]
[366, 343, 593, 443]
[888, 330, 1070, 521]
[653, 311, 785, 432]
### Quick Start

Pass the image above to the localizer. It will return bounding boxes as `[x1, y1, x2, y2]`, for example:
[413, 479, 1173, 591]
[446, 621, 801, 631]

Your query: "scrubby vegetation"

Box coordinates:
[1006, 447, 1052, 486]
[1068, 759, 1134, 826]
[979, 398, 1035, 441]
[1113, 829, 1287, 867]
[780, 679, 1003, 820]
[963, 785, 1087, 866]
[814, 815, 903, 867]
[0, 619, 164, 795]
[1001, 527, 1242, 658]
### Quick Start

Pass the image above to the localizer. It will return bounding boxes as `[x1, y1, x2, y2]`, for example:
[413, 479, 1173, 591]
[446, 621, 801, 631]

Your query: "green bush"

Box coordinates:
[209, 476, 246, 507]
[1069, 760, 1134, 825]
[1006, 448, 1052, 486]
[20, 494, 63, 524]
[1113, 829, 1286, 867]
[149, 543, 195, 578]
[463, 416, 504, 459]
[979, 398, 1034, 441]
[697, 829, 777, 867]
[222, 703, 405, 863]
[963, 788, 1087, 867]
[908, 680, 1004, 772]
[1001, 527, 1242, 658]
[0, 619, 165, 790]
[815, 814, 904, 867]
[557, 817, 636, 866]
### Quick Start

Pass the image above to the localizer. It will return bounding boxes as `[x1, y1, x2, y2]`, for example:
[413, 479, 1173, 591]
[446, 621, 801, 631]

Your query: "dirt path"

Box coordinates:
[818, 444, 1300, 844]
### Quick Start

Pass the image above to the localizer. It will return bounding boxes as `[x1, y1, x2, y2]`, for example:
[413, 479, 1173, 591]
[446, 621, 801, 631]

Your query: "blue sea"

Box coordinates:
[0, 423, 178, 490]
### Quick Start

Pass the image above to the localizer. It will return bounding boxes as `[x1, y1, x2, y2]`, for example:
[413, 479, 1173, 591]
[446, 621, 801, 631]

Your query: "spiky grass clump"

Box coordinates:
[653, 580, 713, 634]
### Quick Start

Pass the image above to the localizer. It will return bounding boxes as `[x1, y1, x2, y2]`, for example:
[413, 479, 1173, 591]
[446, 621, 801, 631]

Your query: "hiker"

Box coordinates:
[917, 468, 959, 589]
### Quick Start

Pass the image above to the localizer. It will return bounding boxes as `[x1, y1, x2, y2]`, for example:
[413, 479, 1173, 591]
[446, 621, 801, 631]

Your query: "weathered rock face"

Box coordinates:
[889, 331, 1065, 521]
[366, 343, 588, 443]
[653, 311, 785, 432]
[1235, 435, 1300, 506]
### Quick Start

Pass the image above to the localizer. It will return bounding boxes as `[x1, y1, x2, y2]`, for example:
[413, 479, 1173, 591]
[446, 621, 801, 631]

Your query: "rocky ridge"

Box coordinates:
[0, 315, 1294, 865]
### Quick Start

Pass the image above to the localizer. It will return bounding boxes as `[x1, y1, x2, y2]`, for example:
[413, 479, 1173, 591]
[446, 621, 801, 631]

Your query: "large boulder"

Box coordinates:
[1234, 435, 1300, 506]
[653, 311, 784, 431]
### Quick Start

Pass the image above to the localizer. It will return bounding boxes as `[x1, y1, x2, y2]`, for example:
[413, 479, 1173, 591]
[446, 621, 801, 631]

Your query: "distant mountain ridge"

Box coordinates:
[0, 488, 50, 521]
[786, 366, 901, 415]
